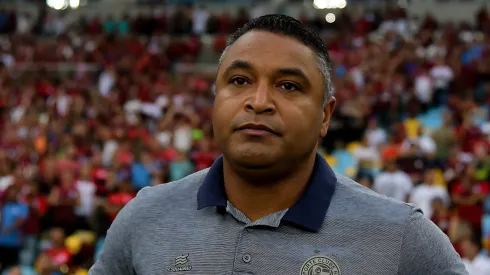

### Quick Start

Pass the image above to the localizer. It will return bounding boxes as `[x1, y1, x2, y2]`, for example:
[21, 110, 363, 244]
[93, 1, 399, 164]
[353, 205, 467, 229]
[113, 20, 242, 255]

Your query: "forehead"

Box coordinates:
[220, 31, 320, 76]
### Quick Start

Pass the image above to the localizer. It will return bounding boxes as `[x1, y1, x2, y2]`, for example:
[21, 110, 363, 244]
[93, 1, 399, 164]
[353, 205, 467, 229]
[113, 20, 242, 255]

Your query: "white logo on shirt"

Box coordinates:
[300, 256, 341, 275]
[167, 254, 192, 272]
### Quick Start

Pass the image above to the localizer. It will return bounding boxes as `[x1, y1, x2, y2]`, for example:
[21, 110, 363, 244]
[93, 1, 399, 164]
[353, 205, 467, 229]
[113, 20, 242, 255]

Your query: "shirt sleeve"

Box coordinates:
[88, 188, 146, 275]
[397, 207, 468, 275]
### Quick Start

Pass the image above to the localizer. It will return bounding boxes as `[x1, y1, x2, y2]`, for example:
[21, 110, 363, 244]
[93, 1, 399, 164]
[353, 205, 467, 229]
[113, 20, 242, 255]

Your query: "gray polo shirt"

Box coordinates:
[89, 154, 468, 275]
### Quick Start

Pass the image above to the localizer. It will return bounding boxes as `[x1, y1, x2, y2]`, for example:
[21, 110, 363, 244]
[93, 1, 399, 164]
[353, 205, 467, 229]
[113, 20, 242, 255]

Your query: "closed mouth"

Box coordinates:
[236, 123, 280, 136]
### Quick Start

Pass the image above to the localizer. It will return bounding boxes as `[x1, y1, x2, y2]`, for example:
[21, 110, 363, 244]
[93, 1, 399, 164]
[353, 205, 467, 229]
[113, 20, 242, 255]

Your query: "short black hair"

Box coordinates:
[220, 14, 333, 104]
[468, 232, 483, 251]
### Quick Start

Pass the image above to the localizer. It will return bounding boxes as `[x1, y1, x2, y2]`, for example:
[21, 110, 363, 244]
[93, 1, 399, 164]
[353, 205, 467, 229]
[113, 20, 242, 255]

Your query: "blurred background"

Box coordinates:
[0, 0, 489, 274]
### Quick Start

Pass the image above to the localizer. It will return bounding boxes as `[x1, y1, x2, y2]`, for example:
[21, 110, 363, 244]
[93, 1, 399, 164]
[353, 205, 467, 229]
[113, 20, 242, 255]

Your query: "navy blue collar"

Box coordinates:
[197, 153, 337, 232]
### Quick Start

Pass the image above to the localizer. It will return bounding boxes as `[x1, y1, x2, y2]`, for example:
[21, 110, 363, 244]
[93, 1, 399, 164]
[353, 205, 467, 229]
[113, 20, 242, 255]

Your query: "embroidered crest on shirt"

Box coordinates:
[167, 254, 192, 272]
[300, 256, 341, 275]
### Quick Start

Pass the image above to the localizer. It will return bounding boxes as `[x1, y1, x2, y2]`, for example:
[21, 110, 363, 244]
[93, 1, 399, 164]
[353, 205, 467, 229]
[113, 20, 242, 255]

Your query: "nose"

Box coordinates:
[245, 82, 276, 115]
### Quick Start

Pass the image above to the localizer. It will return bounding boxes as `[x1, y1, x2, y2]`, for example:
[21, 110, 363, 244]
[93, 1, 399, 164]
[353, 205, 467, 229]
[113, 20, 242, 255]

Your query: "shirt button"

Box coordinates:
[242, 254, 251, 263]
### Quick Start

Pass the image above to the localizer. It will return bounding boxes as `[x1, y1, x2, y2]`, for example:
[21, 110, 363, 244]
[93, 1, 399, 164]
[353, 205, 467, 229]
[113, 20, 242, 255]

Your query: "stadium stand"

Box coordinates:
[0, 0, 489, 274]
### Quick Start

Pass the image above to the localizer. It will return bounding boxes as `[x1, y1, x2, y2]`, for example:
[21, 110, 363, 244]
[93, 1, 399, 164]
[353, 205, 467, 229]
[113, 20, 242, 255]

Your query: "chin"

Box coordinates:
[226, 146, 279, 169]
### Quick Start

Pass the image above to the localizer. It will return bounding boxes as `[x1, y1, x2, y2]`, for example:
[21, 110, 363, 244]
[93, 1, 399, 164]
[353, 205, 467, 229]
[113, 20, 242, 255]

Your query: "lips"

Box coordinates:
[236, 123, 280, 136]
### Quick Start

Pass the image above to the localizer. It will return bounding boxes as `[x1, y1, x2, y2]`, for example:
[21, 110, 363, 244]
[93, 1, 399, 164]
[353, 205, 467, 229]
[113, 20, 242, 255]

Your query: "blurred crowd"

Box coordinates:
[0, 2, 489, 275]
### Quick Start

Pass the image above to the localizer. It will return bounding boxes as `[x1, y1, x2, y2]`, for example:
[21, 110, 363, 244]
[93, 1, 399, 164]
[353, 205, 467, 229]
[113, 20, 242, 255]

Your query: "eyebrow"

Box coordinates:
[275, 67, 310, 85]
[222, 59, 311, 86]
[222, 60, 254, 76]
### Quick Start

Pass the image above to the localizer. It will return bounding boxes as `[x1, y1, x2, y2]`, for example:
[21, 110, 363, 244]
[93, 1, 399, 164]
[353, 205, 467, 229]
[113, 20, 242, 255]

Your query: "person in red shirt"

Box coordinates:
[431, 197, 451, 235]
[380, 136, 401, 162]
[56, 146, 80, 175]
[87, 17, 102, 35]
[218, 12, 231, 34]
[213, 34, 227, 54]
[35, 80, 55, 98]
[456, 114, 484, 154]
[192, 139, 217, 171]
[43, 227, 71, 268]
[47, 171, 80, 235]
[447, 215, 474, 256]
[105, 180, 135, 222]
[451, 165, 489, 238]
[114, 141, 133, 166]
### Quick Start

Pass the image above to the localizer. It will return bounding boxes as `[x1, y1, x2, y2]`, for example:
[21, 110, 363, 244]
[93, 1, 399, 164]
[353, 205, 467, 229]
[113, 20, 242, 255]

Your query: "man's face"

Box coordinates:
[424, 171, 435, 185]
[213, 31, 335, 170]
[460, 239, 477, 259]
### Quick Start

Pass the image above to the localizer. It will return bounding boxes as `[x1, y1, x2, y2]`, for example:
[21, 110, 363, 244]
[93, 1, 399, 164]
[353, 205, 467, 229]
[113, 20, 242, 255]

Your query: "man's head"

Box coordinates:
[423, 170, 435, 185]
[218, 15, 333, 104]
[49, 227, 66, 247]
[212, 14, 336, 176]
[384, 158, 398, 172]
[461, 234, 482, 260]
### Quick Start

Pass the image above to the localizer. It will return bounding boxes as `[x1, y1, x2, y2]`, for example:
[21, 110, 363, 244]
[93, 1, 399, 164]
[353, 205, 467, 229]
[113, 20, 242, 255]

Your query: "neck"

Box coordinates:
[223, 153, 317, 222]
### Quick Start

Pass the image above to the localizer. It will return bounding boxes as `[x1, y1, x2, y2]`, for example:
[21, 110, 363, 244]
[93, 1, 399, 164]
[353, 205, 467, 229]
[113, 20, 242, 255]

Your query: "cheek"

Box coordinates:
[211, 109, 223, 138]
[283, 109, 322, 139]
[212, 99, 235, 138]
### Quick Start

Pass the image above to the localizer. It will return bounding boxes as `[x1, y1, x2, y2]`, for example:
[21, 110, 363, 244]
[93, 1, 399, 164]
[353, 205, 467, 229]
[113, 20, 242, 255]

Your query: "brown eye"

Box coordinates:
[230, 77, 249, 86]
[279, 82, 300, 92]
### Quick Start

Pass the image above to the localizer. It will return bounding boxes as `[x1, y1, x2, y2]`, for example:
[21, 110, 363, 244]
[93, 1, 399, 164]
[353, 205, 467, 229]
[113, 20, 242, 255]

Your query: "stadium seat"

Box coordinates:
[323, 155, 338, 167]
[1, 266, 36, 275]
[419, 108, 445, 130]
[332, 150, 357, 176]
[482, 215, 490, 239]
[95, 237, 106, 261]
[346, 142, 361, 154]
[345, 167, 357, 178]
[482, 216, 490, 252]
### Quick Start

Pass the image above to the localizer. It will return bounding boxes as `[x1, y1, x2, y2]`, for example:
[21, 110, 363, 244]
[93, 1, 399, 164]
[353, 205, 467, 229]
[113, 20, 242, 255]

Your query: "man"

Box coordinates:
[89, 15, 468, 275]
[461, 235, 490, 275]
[0, 186, 29, 271]
[373, 158, 413, 202]
[409, 170, 449, 218]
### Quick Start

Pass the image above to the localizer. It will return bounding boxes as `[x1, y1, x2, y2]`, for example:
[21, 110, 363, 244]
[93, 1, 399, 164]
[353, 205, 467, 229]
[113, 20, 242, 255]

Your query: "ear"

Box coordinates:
[320, 96, 336, 138]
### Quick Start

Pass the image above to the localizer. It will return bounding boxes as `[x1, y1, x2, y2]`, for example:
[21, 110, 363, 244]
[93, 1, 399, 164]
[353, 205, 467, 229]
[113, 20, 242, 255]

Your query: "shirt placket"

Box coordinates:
[232, 227, 256, 275]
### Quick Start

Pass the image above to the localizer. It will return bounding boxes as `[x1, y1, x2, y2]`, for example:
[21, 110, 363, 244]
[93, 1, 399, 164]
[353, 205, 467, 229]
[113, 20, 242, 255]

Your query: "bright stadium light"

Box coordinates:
[338, 0, 347, 9]
[313, 0, 347, 10]
[46, 0, 65, 10]
[69, 0, 80, 8]
[325, 13, 336, 23]
[313, 0, 328, 9]
[61, 0, 68, 10]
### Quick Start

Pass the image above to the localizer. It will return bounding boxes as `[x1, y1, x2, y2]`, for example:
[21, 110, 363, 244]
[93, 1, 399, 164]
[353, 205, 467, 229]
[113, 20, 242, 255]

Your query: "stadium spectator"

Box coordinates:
[410, 170, 450, 218]
[373, 158, 413, 202]
[0, 185, 28, 271]
[0, 2, 487, 273]
[461, 234, 490, 275]
[452, 165, 489, 238]
[42, 228, 71, 269]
